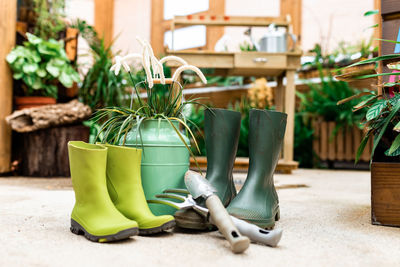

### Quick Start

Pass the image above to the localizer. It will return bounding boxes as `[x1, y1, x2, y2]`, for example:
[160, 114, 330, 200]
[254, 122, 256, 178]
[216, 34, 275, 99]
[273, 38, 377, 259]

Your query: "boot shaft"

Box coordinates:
[68, 141, 109, 205]
[248, 109, 287, 186]
[204, 108, 241, 178]
[103, 144, 143, 205]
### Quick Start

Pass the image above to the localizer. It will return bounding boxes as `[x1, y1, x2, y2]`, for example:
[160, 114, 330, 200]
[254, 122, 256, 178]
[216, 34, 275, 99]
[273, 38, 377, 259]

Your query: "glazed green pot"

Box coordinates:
[122, 119, 190, 215]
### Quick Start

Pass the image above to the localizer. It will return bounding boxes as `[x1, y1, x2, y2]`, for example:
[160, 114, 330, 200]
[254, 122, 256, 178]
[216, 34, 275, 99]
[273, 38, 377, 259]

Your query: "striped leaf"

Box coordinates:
[366, 100, 386, 121]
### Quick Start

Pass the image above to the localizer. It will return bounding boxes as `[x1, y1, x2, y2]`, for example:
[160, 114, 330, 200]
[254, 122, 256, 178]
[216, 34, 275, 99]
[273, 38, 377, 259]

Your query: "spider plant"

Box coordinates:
[91, 79, 208, 164]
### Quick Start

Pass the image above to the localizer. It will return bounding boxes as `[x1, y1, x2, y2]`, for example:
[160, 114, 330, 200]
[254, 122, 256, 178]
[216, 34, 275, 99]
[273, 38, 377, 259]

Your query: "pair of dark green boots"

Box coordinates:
[68, 142, 175, 242]
[175, 108, 287, 229]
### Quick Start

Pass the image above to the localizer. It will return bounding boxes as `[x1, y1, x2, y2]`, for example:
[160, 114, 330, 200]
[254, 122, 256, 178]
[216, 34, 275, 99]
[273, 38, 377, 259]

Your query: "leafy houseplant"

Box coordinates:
[337, 41, 400, 163]
[92, 37, 208, 215]
[6, 33, 80, 109]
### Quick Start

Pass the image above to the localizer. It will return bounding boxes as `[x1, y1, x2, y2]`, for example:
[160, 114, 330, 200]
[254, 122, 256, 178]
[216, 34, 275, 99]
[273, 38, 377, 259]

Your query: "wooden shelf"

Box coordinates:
[190, 157, 298, 174]
[173, 15, 289, 27]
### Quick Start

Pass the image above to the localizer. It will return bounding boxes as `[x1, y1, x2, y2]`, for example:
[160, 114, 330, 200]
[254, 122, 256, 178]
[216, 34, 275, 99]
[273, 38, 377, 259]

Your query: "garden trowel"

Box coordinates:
[184, 170, 250, 253]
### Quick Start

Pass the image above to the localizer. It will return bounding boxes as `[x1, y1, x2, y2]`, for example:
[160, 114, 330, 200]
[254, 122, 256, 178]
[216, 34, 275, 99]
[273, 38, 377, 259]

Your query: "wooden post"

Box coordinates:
[94, 0, 114, 47]
[328, 122, 336, 161]
[275, 74, 285, 112]
[151, 0, 164, 56]
[206, 1, 225, 51]
[283, 70, 296, 162]
[280, 0, 302, 44]
[0, 0, 16, 173]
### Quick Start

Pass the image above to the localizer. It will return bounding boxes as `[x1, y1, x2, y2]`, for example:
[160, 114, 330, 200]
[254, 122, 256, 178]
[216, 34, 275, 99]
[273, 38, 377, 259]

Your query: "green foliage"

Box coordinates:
[79, 40, 128, 109]
[186, 106, 206, 156]
[298, 64, 369, 132]
[33, 0, 66, 40]
[339, 38, 400, 162]
[294, 113, 315, 168]
[71, 19, 130, 109]
[6, 33, 80, 98]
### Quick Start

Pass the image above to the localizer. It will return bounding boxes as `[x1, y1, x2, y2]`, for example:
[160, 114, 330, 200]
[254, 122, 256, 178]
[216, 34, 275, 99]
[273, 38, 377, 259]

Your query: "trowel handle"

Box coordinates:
[206, 195, 250, 253]
[230, 216, 283, 247]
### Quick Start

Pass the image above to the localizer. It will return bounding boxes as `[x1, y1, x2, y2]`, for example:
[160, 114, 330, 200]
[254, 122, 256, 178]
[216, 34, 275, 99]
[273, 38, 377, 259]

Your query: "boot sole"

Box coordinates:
[70, 219, 138, 242]
[139, 220, 176, 235]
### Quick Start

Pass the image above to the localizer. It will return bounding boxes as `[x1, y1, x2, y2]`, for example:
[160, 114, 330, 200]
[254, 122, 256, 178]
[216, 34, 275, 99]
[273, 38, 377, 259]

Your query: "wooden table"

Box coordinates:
[168, 50, 302, 173]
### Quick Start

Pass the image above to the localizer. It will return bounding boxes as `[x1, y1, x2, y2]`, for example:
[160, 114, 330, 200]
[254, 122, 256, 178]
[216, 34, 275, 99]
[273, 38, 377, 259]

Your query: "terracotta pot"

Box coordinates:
[15, 96, 56, 110]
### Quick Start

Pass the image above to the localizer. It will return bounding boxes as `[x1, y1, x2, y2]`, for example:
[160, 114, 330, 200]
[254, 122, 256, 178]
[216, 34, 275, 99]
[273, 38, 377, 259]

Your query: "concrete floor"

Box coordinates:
[1, 169, 400, 267]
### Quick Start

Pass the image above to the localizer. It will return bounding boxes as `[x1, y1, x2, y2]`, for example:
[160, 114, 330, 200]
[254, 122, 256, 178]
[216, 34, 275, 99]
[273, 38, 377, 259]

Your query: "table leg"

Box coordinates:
[284, 70, 295, 163]
[275, 74, 285, 112]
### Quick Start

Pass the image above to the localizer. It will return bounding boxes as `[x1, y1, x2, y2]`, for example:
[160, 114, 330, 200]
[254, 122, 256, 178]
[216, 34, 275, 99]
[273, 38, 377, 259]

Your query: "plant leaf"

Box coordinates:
[394, 121, 400, 132]
[366, 100, 386, 121]
[364, 10, 379, 16]
[388, 133, 400, 155]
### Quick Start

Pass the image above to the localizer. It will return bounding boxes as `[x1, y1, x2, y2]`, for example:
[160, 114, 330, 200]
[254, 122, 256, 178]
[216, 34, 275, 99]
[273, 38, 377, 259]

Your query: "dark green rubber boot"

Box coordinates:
[227, 109, 287, 229]
[174, 108, 241, 229]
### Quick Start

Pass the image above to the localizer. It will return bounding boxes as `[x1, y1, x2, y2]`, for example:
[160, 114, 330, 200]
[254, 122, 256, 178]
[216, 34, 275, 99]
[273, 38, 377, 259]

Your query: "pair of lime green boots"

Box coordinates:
[68, 141, 175, 242]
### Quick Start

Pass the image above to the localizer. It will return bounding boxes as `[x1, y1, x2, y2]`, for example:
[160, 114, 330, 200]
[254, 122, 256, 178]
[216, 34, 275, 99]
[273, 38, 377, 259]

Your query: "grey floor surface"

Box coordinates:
[1, 169, 399, 267]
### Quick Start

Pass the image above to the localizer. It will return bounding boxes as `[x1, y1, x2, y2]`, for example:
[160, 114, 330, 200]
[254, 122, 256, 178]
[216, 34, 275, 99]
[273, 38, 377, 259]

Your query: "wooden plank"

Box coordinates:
[151, 0, 165, 56]
[94, 0, 114, 47]
[206, 1, 225, 51]
[344, 127, 353, 161]
[190, 156, 298, 174]
[312, 119, 320, 159]
[371, 162, 400, 227]
[336, 127, 344, 161]
[328, 122, 336, 161]
[320, 121, 328, 161]
[0, 0, 16, 173]
[353, 126, 361, 159]
[280, 0, 302, 45]
[283, 70, 295, 162]
[173, 15, 289, 27]
[381, 0, 400, 16]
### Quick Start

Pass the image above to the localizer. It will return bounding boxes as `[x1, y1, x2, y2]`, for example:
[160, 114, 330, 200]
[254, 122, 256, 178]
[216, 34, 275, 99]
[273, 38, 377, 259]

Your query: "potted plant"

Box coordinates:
[6, 33, 80, 109]
[93, 38, 207, 215]
[338, 43, 400, 227]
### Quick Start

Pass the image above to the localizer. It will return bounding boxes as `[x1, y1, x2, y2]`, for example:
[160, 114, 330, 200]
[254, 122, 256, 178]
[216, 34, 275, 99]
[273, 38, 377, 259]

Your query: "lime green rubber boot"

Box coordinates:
[174, 108, 241, 230]
[227, 109, 287, 229]
[68, 141, 138, 242]
[104, 144, 176, 235]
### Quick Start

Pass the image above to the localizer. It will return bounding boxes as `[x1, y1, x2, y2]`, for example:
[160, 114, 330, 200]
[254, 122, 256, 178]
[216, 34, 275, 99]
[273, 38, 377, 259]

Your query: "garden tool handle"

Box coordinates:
[230, 216, 283, 247]
[206, 195, 250, 253]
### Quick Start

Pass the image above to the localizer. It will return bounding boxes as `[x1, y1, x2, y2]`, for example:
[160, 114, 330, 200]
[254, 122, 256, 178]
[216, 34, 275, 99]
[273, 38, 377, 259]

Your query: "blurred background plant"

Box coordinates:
[33, 0, 66, 40]
[294, 63, 372, 167]
[71, 19, 130, 110]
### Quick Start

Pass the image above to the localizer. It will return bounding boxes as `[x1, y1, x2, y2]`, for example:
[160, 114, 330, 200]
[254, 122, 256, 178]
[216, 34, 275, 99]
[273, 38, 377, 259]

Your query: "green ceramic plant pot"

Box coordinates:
[122, 119, 190, 215]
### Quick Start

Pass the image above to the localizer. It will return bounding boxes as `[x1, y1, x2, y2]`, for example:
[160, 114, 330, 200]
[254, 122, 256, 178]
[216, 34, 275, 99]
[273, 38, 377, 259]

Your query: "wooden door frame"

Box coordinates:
[0, 0, 16, 173]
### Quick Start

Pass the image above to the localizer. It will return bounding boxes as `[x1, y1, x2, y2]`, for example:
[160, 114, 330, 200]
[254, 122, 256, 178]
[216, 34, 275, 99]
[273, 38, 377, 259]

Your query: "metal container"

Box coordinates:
[258, 30, 296, 53]
[123, 119, 190, 215]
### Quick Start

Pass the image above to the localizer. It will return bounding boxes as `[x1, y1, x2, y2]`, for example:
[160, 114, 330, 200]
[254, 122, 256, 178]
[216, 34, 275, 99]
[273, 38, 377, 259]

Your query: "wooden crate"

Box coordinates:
[371, 162, 400, 227]
[312, 119, 372, 162]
